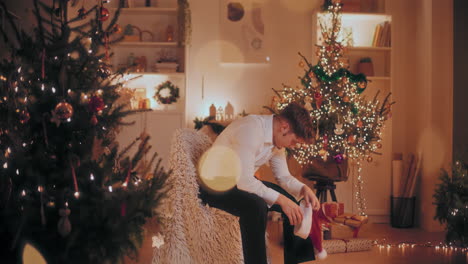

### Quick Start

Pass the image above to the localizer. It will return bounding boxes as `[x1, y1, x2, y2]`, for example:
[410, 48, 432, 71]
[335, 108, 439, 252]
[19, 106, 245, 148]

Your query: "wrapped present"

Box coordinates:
[330, 222, 367, 239]
[334, 213, 368, 228]
[323, 238, 373, 254]
[322, 202, 345, 220]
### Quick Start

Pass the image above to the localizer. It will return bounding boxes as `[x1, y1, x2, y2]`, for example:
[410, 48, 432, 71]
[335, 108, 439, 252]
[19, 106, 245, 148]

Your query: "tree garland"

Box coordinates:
[153, 81, 180, 105]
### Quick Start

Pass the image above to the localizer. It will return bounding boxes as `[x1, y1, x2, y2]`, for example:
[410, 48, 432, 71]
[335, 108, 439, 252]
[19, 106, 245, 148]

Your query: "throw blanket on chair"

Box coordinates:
[152, 128, 243, 264]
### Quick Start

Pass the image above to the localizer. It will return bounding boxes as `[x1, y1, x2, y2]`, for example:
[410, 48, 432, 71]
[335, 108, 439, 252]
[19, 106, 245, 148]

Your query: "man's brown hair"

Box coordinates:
[278, 102, 314, 142]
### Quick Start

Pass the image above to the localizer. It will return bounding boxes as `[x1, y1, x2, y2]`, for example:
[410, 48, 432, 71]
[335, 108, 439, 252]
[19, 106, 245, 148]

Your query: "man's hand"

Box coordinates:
[300, 185, 320, 211]
[275, 194, 303, 226]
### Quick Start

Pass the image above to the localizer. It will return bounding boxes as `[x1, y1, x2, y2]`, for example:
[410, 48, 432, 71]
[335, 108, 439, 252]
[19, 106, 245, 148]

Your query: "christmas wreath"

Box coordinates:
[153, 81, 180, 104]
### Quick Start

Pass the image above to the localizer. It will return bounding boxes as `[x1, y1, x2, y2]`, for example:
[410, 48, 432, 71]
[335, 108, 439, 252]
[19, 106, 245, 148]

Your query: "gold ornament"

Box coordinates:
[358, 81, 367, 89]
[54, 102, 74, 121]
[367, 156, 373, 163]
[319, 149, 327, 157]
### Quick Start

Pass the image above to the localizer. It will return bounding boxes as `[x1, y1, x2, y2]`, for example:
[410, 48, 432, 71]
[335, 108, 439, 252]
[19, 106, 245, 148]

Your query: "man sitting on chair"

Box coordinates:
[199, 102, 320, 264]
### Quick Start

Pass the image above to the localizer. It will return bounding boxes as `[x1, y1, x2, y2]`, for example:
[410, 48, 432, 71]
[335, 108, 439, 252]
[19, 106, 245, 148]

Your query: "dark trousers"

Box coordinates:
[199, 181, 315, 264]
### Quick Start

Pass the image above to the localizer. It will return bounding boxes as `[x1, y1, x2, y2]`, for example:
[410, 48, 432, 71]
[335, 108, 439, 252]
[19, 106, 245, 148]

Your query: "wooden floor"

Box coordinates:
[267, 221, 467, 264]
[126, 220, 467, 264]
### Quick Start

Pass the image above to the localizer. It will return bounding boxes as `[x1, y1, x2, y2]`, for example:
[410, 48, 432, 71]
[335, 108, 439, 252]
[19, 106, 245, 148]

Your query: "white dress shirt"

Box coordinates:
[213, 115, 305, 206]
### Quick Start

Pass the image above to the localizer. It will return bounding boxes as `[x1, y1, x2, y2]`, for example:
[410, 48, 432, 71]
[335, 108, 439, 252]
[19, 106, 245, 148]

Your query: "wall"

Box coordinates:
[453, 0, 468, 161]
[388, 0, 452, 231]
[185, 0, 321, 125]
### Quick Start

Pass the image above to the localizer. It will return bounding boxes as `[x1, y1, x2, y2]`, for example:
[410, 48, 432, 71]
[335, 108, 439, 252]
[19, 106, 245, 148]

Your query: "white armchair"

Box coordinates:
[152, 128, 243, 264]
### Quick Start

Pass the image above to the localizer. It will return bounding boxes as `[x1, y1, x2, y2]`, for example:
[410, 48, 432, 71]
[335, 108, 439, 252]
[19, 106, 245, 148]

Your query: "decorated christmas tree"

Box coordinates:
[434, 159, 468, 247]
[268, 1, 393, 214]
[0, 0, 168, 263]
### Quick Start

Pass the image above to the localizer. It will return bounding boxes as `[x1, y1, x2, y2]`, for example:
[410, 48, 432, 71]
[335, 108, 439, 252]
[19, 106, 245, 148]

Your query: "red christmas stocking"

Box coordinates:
[308, 206, 331, 260]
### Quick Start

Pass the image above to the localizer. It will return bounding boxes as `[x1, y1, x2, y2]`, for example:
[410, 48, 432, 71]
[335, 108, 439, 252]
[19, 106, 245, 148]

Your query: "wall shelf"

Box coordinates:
[111, 7, 177, 14]
[367, 76, 391, 81]
[124, 72, 185, 77]
[113, 42, 178, 47]
[348, 46, 391, 52]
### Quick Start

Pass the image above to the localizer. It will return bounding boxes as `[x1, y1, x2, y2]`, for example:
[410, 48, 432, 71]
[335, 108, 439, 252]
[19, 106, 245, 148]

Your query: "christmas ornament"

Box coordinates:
[358, 137, 364, 144]
[78, 7, 87, 19]
[347, 135, 356, 144]
[367, 156, 373, 163]
[358, 81, 367, 89]
[70, 50, 80, 60]
[88, 96, 104, 113]
[113, 24, 122, 34]
[98, 65, 111, 79]
[377, 143, 383, 149]
[90, 114, 98, 125]
[120, 202, 127, 217]
[319, 149, 328, 161]
[357, 120, 363, 128]
[334, 123, 344, 135]
[304, 96, 313, 111]
[323, 134, 329, 148]
[53, 102, 74, 121]
[357, 80, 367, 94]
[19, 109, 30, 124]
[99, 7, 110, 21]
[343, 96, 350, 102]
[57, 208, 71, 237]
[314, 92, 323, 108]
[333, 154, 344, 164]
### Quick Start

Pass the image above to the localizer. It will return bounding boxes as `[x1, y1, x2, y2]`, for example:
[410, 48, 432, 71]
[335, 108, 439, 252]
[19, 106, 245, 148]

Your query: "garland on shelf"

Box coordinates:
[153, 81, 180, 104]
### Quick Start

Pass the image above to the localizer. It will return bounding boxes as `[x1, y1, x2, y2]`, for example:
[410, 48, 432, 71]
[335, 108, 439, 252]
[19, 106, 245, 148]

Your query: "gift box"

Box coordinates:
[322, 202, 345, 219]
[323, 238, 373, 254]
[334, 213, 368, 227]
[330, 223, 355, 239]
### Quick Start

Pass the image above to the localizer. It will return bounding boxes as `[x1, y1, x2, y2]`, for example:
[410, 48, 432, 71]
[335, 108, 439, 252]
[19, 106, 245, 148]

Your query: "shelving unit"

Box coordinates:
[312, 6, 393, 220]
[107, 0, 188, 169]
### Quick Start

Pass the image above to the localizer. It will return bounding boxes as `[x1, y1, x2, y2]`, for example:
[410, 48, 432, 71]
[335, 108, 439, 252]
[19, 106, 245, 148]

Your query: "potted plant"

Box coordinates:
[357, 57, 374, 77]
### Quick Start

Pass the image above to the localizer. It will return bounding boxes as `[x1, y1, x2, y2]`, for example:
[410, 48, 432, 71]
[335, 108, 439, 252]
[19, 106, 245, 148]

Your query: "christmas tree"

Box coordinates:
[434, 159, 468, 247]
[268, 1, 393, 214]
[0, 1, 169, 263]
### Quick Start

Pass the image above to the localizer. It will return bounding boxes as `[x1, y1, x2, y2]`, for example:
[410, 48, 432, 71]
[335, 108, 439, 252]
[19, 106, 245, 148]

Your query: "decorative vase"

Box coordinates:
[357, 61, 374, 77]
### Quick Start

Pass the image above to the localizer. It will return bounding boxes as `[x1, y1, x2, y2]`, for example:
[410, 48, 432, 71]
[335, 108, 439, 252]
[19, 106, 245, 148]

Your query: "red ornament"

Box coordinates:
[19, 109, 30, 124]
[99, 7, 110, 21]
[314, 92, 323, 108]
[88, 96, 105, 113]
[112, 24, 122, 34]
[78, 7, 87, 19]
[90, 114, 98, 125]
